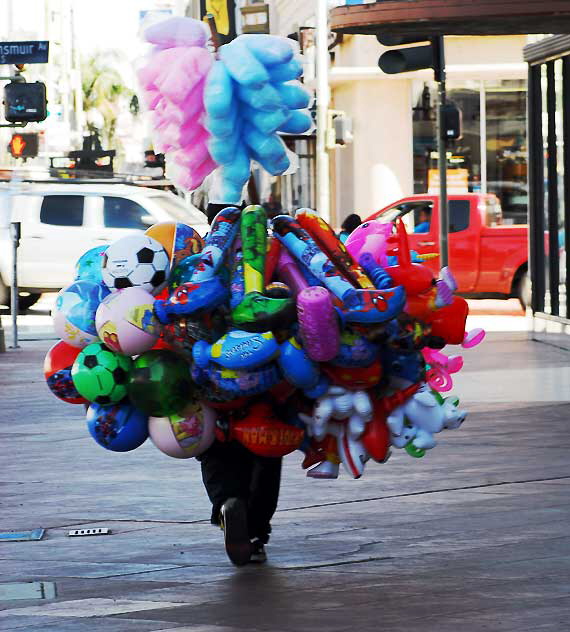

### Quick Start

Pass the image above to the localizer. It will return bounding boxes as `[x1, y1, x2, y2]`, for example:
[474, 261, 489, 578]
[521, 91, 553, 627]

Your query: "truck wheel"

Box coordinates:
[18, 293, 42, 311]
[516, 271, 531, 310]
[0, 283, 41, 312]
[0, 280, 8, 309]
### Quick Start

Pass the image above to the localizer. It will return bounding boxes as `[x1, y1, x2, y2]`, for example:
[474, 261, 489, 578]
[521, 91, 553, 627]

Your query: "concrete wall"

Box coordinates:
[332, 78, 412, 220]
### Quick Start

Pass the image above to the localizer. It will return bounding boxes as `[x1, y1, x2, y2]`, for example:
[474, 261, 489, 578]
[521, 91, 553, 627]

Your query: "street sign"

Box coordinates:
[0, 41, 49, 65]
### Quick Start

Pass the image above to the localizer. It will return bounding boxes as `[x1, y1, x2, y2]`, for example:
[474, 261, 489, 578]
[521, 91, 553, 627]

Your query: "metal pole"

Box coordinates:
[436, 36, 449, 268]
[315, 0, 330, 222]
[10, 222, 20, 349]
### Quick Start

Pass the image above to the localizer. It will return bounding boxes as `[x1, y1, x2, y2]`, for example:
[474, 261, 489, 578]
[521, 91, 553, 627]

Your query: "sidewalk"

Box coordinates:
[0, 321, 569, 631]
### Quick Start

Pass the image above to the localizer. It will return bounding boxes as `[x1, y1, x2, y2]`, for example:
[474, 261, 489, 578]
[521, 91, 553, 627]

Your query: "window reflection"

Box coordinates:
[412, 78, 528, 226]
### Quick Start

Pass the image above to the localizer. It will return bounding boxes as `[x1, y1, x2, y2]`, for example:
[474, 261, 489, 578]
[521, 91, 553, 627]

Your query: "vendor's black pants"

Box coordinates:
[199, 440, 282, 544]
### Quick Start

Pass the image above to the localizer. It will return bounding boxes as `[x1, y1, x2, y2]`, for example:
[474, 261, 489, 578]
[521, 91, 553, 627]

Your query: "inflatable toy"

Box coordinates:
[74, 245, 108, 284]
[95, 287, 161, 356]
[232, 205, 295, 332]
[145, 222, 204, 268]
[71, 342, 133, 405]
[149, 402, 216, 458]
[44, 340, 88, 405]
[52, 280, 110, 349]
[128, 349, 195, 417]
[86, 402, 149, 452]
[101, 234, 170, 295]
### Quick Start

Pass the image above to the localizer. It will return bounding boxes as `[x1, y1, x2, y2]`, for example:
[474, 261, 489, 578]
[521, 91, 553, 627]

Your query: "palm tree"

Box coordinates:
[81, 51, 135, 150]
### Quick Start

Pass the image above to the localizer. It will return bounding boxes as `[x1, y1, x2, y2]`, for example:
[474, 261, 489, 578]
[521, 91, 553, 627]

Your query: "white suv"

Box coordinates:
[0, 182, 209, 309]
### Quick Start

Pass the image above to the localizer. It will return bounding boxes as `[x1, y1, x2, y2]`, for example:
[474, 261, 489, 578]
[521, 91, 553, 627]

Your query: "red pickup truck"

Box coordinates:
[365, 193, 529, 307]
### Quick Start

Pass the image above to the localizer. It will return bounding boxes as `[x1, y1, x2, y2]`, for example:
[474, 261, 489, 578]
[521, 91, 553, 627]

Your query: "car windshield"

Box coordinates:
[149, 193, 206, 224]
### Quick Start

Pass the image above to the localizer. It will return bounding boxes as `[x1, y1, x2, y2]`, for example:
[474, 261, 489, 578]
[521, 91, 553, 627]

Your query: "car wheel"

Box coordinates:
[18, 293, 42, 311]
[517, 271, 531, 310]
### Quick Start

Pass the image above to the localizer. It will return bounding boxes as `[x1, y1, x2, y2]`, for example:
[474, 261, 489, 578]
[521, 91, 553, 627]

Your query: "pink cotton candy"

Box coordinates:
[167, 156, 216, 191]
[154, 47, 212, 105]
[170, 140, 211, 170]
[143, 16, 208, 49]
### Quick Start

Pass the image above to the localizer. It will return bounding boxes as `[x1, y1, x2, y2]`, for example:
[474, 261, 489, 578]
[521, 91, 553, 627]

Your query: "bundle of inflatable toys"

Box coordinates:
[45, 207, 484, 478]
[44, 17, 483, 477]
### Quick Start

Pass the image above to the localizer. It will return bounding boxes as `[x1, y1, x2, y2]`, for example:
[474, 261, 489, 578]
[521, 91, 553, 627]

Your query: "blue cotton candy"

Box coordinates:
[267, 57, 303, 82]
[208, 127, 240, 165]
[237, 82, 283, 112]
[241, 103, 290, 135]
[243, 124, 285, 162]
[274, 81, 311, 110]
[278, 109, 313, 134]
[219, 38, 269, 88]
[251, 147, 291, 176]
[242, 34, 294, 66]
[204, 60, 235, 119]
[223, 145, 252, 186]
[205, 104, 238, 138]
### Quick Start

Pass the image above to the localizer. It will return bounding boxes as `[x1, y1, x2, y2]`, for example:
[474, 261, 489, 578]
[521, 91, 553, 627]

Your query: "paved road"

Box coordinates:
[0, 327, 569, 630]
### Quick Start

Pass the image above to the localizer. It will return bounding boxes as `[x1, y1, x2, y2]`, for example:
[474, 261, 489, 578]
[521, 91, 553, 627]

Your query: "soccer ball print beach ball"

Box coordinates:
[101, 234, 170, 295]
[95, 287, 161, 356]
[127, 349, 194, 417]
[149, 403, 216, 458]
[71, 342, 132, 405]
[52, 280, 110, 349]
[86, 402, 149, 452]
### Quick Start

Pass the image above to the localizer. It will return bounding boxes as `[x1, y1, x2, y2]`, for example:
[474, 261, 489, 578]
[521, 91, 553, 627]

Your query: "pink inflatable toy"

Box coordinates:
[297, 286, 340, 363]
[345, 220, 392, 267]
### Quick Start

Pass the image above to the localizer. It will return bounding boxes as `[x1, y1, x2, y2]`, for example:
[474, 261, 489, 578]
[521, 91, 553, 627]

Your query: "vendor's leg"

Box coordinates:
[200, 440, 254, 525]
[247, 455, 283, 544]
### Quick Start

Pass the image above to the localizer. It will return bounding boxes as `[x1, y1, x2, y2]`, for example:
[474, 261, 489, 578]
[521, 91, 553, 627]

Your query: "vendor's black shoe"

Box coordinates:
[249, 538, 267, 564]
[219, 498, 251, 566]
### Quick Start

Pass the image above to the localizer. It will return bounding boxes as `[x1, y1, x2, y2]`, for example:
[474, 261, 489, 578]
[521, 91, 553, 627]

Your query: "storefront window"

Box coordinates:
[412, 78, 527, 225]
[412, 81, 481, 195]
[485, 79, 527, 225]
[555, 59, 566, 316]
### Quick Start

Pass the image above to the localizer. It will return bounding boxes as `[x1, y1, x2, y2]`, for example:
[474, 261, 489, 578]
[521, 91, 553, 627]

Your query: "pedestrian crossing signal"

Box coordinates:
[8, 132, 39, 159]
[3, 81, 47, 123]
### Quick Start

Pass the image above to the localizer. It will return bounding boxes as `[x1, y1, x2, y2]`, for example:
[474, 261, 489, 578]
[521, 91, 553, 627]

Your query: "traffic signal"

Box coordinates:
[3, 81, 47, 123]
[441, 102, 462, 141]
[377, 35, 444, 82]
[8, 132, 39, 159]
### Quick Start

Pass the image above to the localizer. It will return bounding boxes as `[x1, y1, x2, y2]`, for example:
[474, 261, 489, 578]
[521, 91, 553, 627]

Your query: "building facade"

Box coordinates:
[267, 1, 530, 229]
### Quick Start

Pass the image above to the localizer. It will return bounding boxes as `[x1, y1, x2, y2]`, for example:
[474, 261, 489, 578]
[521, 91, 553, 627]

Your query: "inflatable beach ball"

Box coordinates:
[101, 234, 170, 295]
[149, 403, 216, 458]
[95, 287, 161, 356]
[145, 222, 204, 268]
[52, 280, 110, 349]
[74, 245, 108, 284]
[44, 340, 88, 405]
[86, 402, 149, 452]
